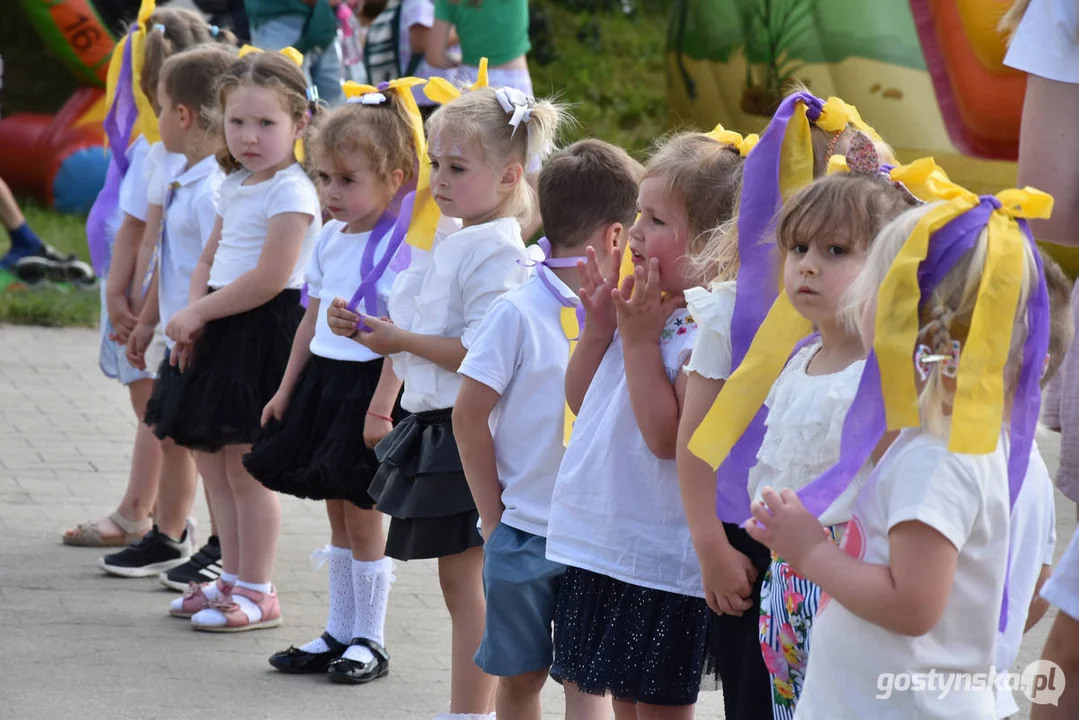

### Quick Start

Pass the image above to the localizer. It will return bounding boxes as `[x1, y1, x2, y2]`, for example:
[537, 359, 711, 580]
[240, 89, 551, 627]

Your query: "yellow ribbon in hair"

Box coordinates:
[105, 0, 160, 145]
[706, 124, 760, 157]
[423, 57, 490, 105]
[816, 96, 885, 146]
[875, 186, 1052, 452]
[342, 79, 441, 251]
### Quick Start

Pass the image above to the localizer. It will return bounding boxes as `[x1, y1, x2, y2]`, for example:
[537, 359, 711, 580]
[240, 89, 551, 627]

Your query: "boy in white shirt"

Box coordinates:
[453, 139, 642, 720]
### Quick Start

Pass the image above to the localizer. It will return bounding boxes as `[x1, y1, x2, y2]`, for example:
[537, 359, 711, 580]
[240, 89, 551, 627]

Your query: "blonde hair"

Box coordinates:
[141, 7, 238, 111]
[306, 93, 417, 189]
[646, 132, 744, 285]
[1040, 248, 1074, 387]
[213, 52, 313, 173]
[843, 202, 1039, 439]
[424, 86, 565, 223]
[999, 0, 1031, 38]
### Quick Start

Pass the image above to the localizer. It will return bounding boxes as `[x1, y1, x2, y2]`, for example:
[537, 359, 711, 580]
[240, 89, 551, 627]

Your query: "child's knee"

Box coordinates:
[500, 669, 549, 697]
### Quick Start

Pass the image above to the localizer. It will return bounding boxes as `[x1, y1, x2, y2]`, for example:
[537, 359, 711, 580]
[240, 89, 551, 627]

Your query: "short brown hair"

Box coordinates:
[160, 46, 236, 130]
[775, 173, 919, 255]
[305, 93, 417, 187]
[141, 7, 238, 110]
[1040, 249, 1074, 388]
[538, 139, 643, 250]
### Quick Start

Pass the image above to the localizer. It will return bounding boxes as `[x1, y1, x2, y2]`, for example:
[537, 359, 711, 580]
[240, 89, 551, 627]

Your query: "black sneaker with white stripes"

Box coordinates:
[159, 536, 222, 591]
[99, 526, 192, 577]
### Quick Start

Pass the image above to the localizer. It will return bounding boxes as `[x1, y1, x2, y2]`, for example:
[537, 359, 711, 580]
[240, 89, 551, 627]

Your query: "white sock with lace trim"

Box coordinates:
[341, 556, 394, 664]
[300, 546, 354, 653]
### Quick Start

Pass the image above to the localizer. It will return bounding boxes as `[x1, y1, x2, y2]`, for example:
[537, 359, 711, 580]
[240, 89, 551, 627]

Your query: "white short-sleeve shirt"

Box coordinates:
[387, 216, 527, 413]
[159, 156, 223, 349]
[684, 281, 736, 379]
[546, 310, 703, 597]
[208, 163, 321, 289]
[795, 428, 1010, 720]
[457, 266, 577, 537]
[1004, 0, 1079, 83]
[995, 442, 1057, 719]
[305, 219, 410, 363]
[116, 136, 152, 228]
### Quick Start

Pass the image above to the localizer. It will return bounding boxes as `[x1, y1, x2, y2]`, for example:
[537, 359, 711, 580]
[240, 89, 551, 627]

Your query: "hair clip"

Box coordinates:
[915, 340, 961, 381]
[494, 86, 535, 136]
[209, 24, 220, 38]
[347, 91, 387, 105]
[306, 85, 319, 103]
[152, 23, 166, 32]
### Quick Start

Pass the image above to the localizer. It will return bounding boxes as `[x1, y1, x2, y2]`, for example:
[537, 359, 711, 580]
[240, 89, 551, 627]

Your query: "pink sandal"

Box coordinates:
[192, 586, 282, 633]
[169, 579, 234, 618]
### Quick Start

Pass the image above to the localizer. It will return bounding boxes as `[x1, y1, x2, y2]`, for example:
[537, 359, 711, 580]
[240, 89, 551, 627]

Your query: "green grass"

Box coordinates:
[529, 0, 671, 159]
[0, 203, 99, 328]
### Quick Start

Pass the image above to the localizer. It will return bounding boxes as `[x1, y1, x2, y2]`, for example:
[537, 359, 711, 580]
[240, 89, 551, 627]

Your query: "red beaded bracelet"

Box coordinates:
[366, 411, 393, 423]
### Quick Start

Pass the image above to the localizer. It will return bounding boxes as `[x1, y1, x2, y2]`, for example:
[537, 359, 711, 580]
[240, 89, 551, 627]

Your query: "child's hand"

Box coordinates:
[327, 298, 362, 338]
[612, 257, 686, 347]
[363, 411, 394, 449]
[745, 487, 829, 572]
[261, 391, 290, 427]
[166, 306, 206, 345]
[480, 509, 504, 543]
[354, 315, 404, 356]
[125, 322, 156, 370]
[699, 540, 759, 617]
[106, 293, 138, 344]
[170, 340, 196, 373]
[577, 246, 620, 342]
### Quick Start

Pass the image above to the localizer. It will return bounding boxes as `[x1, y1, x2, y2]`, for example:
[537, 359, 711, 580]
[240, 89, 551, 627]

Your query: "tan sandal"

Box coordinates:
[62, 511, 151, 547]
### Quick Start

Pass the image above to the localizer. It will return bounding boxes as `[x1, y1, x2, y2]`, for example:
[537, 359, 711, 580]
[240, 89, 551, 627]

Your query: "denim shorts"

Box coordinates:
[474, 522, 565, 677]
[98, 283, 163, 385]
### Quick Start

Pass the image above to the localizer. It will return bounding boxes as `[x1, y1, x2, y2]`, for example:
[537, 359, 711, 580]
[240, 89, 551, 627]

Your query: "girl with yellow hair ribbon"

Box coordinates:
[741, 187, 1051, 717]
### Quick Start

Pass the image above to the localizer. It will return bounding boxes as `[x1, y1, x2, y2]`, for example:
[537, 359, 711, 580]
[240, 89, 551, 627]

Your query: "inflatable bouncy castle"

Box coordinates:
[667, 0, 1024, 193]
[0, 0, 115, 213]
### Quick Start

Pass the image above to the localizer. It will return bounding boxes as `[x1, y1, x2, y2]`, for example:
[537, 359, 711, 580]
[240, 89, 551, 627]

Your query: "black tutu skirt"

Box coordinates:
[243, 355, 391, 508]
[144, 289, 303, 452]
[367, 408, 482, 561]
[550, 566, 724, 707]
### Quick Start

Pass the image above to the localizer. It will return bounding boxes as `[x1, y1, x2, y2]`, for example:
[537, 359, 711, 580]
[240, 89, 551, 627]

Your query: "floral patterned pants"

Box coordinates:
[758, 525, 843, 720]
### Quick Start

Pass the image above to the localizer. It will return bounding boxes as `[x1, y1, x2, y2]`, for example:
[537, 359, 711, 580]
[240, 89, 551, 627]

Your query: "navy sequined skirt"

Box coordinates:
[550, 566, 722, 706]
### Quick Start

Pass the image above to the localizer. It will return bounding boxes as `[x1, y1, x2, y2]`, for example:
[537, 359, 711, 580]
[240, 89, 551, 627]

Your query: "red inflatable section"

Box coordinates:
[0, 87, 106, 207]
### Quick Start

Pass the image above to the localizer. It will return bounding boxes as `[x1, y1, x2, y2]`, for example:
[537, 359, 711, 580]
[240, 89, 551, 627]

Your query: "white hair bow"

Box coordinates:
[347, 91, 388, 106]
[495, 87, 534, 136]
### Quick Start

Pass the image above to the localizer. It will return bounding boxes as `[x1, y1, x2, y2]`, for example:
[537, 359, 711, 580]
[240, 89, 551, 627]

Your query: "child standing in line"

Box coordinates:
[747, 191, 1051, 718]
[65, 8, 236, 549]
[102, 45, 238, 585]
[145, 50, 321, 632]
[453, 139, 641, 720]
[545, 132, 744, 720]
[326, 85, 563, 719]
[245, 85, 422, 683]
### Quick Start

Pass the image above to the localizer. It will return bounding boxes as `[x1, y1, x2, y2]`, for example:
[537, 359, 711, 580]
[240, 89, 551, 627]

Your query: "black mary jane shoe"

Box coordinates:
[325, 638, 390, 685]
[268, 633, 348, 674]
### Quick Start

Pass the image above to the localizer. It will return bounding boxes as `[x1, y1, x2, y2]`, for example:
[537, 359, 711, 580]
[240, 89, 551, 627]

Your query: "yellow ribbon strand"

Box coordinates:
[560, 306, 581, 446]
[237, 44, 305, 66]
[688, 294, 813, 469]
[817, 96, 885, 145]
[128, 0, 160, 143]
[778, 101, 814, 201]
[423, 57, 490, 105]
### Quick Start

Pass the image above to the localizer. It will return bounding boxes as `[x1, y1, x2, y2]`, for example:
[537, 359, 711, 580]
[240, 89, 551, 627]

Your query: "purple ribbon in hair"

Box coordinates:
[788, 197, 1048, 634]
[86, 30, 138, 277]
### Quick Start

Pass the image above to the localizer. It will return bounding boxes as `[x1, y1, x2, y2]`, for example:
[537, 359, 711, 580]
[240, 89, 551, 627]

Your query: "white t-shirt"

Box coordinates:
[387, 216, 527, 413]
[546, 309, 702, 597]
[306, 219, 410, 363]
[159, 156, 223, 349]
[208, 163, 321, 289]
[145, 142, 186, 207]
[796, 429, 1011, 720]
[750, 342, 870, 528]
[995, 442, 1057, 719]
[1004, 0, 1079, 83]
[457, 266, 576, 538]
[114, 136, 153, 233]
